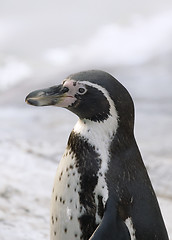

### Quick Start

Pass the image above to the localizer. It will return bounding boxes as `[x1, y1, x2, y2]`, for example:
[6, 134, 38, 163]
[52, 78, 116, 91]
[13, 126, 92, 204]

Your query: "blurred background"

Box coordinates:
[0, 0, 172, 239]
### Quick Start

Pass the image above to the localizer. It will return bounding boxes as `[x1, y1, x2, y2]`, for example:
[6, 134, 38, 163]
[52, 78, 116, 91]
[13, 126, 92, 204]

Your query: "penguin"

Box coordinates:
[25, 70, 169, 240]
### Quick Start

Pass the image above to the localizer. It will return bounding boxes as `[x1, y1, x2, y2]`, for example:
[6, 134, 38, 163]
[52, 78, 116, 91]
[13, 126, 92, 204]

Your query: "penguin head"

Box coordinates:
[26, 70, 134, 131]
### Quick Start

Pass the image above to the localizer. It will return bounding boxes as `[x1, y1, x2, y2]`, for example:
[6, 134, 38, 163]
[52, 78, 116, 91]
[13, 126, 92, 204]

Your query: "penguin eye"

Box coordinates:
[78, 87, 86, 95]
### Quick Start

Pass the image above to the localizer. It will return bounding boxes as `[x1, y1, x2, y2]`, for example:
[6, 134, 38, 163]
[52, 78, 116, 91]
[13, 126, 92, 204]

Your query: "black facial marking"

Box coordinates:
[68, 86, 110, 122]
[68, 70, 134, 132]
[68, 131, 102, 239]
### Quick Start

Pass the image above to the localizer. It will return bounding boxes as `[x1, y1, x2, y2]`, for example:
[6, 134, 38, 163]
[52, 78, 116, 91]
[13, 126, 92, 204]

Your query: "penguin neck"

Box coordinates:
[73, 115, 118, 159]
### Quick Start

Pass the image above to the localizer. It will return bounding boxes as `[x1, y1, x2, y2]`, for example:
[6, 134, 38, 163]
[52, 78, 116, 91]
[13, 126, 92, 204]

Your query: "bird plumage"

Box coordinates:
[26, 70, 169, 240]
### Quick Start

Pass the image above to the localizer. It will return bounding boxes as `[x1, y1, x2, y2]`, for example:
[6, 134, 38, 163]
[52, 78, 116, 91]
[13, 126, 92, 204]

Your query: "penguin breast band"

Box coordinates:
[26, 70, 169, 240]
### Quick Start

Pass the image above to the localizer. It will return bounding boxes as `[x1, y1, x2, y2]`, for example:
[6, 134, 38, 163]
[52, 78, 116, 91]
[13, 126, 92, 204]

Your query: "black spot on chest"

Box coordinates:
[68, 131, 102, 239]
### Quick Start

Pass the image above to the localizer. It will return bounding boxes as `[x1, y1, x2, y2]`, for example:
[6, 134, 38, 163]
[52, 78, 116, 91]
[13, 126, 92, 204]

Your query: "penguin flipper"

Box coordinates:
[89, 197, 131, 240]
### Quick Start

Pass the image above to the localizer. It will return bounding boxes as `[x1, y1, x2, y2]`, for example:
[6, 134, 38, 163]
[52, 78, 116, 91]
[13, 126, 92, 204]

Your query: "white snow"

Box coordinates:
[1, 10, 172, 92]
[0, 56, 32, 92]
[44, 11, 172, 68]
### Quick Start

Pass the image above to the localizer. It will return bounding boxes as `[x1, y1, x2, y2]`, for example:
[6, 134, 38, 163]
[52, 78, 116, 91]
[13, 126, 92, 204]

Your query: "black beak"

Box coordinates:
[25, 84, 68, 106]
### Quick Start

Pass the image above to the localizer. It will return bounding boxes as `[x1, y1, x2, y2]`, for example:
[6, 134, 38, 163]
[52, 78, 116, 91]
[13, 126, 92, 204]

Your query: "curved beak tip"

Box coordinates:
[25, 91, 42, 106]
[25, 95, 30, 104]
[25, 95, 30, 103]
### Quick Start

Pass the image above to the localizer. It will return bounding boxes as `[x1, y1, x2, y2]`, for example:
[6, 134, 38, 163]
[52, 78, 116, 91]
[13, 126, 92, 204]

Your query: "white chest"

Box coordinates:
[50, 144, 110, 240]
[50, 106, 118, 239]
[50, 149, 83, 240]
